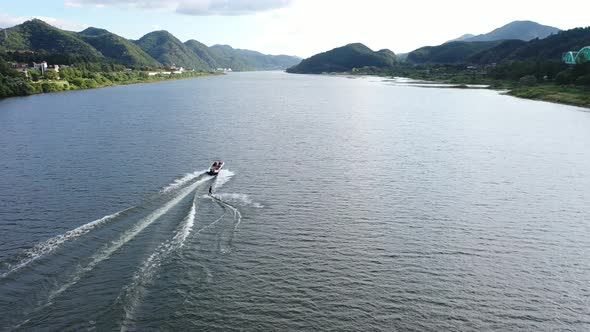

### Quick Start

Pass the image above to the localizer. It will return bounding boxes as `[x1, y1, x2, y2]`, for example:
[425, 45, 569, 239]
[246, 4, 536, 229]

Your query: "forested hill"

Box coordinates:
[406, 41, 504, 64]
[0, 19, 103, 63]
[0, 19, 301, 71]
[470, 27, 590, 64]
[286, 43, 396, 74]
[134, 30, 209, 70]
[78, 27, 160, 67]
[406, 27, 590, 65]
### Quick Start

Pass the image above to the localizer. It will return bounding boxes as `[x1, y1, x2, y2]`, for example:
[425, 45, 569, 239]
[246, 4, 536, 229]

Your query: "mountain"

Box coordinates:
[406, 41, 503, 64]
[456, 21, 560, 43]
[446, 34, 476, 43]
[134, 30, 209, 70]
[286, 43, 396, 74]
[469, 27, 590, 64]
[78, 27, 160, 67]
[0, 19, 298, 71]
[0, 19, 103, 62]
[184, 39, 219, 68]
[208, 44, 301, 71]
[467, 40, 528, 64]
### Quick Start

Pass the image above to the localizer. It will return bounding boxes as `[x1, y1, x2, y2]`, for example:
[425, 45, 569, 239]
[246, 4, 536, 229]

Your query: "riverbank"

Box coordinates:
[504, 84, 590, 108]
[0, 70, 220, 99]
[334, 71, 590, 109]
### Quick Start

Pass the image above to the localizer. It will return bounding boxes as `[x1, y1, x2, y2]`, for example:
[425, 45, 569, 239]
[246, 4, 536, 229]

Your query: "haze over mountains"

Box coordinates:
[0, 19, 301, 71]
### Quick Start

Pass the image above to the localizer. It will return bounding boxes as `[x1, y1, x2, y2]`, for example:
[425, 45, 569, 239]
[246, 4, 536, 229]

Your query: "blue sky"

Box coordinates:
[0, 0, 588, 57]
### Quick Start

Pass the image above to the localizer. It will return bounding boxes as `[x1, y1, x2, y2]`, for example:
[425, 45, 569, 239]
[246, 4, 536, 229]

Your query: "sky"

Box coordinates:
[0, 0, 588, 58]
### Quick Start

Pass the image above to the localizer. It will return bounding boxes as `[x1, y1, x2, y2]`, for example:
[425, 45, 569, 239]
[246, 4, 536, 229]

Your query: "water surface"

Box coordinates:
[1, 72, 589, 331]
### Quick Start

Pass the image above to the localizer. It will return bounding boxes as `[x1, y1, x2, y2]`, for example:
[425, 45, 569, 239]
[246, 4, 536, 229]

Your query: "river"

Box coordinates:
[0, 71, 589, 331]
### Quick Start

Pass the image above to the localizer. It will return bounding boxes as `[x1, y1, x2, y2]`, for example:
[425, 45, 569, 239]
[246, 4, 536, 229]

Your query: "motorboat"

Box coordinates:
[208, 161, 224, 176]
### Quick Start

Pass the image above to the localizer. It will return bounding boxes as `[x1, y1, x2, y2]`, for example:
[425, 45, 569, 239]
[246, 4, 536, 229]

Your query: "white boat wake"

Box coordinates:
[120, 171, 236, 330]
[160, 170, 208, 194]
[0, 208, 132, 279]
[1, 170, 210, 280]
[120, 191, 201, 331]
[46, 176, 211, 304]
[213, 193, 264, 209]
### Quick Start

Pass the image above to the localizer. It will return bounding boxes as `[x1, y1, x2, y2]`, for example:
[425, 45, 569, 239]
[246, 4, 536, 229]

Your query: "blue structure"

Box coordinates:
[563, 46, 590, 64]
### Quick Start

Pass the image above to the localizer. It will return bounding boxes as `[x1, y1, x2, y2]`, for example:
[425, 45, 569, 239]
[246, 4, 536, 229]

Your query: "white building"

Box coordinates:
[32, 61, 48, 74]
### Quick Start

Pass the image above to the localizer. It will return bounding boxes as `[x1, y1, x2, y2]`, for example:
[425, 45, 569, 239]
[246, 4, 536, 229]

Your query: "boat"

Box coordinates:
[208, 161, 224, 176]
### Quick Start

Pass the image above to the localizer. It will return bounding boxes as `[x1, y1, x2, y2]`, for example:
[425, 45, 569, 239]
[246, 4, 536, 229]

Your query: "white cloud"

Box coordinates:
[0, 12, 87, 31]
[177, 0, 292, 15]
[64, 0, 293, 15]
[0, 12, 26, 28]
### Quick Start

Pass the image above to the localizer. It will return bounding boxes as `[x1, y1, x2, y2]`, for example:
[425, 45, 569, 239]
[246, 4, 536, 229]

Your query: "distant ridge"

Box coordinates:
[408, 21, 562, 64]
[408, 26, 590, 65]
[208, 44, 301, 71]
[0, 19, 301, 71]
[447, 20, 560, 43]
[446, 34, 476, 43]
[468, 27, 590, 64]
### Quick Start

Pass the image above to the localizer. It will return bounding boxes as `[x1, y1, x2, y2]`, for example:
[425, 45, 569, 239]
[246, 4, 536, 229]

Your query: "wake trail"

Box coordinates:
[0, 208, 133, 280]
[121, 194, 229, 330]
[211, 196, 243, 232]
[208, 196, 242, 253]
[45, 176, 211, 305]
[1, 169, 208, 280]
[120, 182, 240, 329]
[120, 191, 201, 331]
[161, 170, 208, 194]
[212, 170, 235, 191]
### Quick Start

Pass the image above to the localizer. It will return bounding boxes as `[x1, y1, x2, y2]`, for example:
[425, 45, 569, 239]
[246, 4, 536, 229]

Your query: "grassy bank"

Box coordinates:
[506, 84, 590, 108]
[0, 69, 218, 99]
[342, 65, 590, 109]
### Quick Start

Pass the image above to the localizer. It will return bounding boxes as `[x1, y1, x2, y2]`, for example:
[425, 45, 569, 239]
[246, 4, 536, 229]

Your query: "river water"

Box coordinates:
[1, 72, 589, 331]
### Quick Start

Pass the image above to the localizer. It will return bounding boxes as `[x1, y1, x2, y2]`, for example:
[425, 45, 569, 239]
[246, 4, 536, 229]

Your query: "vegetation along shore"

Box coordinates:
[287, 22, 590, 108]
[0, 19, 300, 99]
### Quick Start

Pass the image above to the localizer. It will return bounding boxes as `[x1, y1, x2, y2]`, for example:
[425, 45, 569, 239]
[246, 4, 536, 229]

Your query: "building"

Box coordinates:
[32, 61, 48, 74]
[10, 62, 29, 77]
[47, 64, 59, 73]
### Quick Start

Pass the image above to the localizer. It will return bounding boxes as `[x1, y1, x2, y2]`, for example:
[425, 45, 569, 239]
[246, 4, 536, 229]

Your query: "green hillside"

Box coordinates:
[406, 41, 503, 64]
[0, 19, 103, 62]
[467, 40, 527, 64]
[466, 27, 590, 65]
[207, 45, 250, 70]
[78, 27, 160, 67]
[0, 19, 300, 71]
[505, 27, 590, 61]
[286, 43, 395, 74]
[184, 39, 219, 68]
[135, 31, 209, 70]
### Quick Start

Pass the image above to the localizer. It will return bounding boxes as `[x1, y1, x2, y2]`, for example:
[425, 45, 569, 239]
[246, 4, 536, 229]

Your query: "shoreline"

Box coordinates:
[0, 71, 222, 100]
[311, 72, 590, 109]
